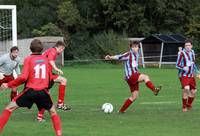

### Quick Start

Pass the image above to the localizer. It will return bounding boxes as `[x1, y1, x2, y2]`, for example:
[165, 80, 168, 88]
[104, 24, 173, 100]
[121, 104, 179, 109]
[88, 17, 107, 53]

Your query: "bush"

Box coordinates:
[92, 31, 128, 57]
[65, 31, 97, 60]
[65, 31, 129, 60]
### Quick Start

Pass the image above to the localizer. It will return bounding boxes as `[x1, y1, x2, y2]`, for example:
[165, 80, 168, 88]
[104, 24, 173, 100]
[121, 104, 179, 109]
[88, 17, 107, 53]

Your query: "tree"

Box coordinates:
[57, 0, 83, 43]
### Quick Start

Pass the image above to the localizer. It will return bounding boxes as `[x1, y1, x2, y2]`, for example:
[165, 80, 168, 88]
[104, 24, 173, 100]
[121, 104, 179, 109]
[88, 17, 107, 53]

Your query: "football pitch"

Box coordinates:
[0, 63, 200, 136]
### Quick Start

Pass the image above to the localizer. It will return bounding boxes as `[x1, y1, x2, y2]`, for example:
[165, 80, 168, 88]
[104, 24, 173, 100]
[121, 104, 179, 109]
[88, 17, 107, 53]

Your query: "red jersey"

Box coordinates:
[8, 54, 50, 90]
[43, 48, 57, 71]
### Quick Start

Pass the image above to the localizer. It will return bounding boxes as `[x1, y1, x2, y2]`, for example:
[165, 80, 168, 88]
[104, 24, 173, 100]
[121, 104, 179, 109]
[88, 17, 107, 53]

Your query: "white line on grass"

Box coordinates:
[140, 99, 200, 105]
[140, 101, 177, 105]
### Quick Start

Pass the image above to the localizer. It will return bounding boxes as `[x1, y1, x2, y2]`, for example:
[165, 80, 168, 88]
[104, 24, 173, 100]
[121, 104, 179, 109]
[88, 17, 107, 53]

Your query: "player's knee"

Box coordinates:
[49, 106, 57, 116]
[130, 93, 138, 100]
[145, 75, 150, 81]
[184, 86, 190, 92]
[5, 102, 18, 112]
[142, 74, 150, 82]
[191, 89, 197, 95]
[11, 87, 17, 92]
[131, 96, 137, 101]
[61, 77, 67, 85]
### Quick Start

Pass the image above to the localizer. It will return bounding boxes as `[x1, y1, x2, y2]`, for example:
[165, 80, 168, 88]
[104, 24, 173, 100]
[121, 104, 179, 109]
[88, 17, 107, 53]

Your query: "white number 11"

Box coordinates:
[34, 64, 46, 79]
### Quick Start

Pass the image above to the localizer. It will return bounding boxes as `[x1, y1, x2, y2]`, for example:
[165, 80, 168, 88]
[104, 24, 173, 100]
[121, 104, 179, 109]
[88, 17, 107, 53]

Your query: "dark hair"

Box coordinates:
[129, 41, 140, 48]
[30, 39, 43, 53]
[54, 41, 65, 47]
[10, 46, 19, 53]
[185, 39, 192, 45]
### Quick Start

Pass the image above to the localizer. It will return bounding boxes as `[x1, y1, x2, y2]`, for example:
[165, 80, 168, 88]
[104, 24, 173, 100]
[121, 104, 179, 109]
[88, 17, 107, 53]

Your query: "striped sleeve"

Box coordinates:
[176, 52, 184, 70]
[114, 52, 130, 61]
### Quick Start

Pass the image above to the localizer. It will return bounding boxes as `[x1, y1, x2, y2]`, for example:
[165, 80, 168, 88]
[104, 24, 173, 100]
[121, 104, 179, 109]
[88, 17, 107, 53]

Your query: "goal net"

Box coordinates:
[0, 5, 17, 55]
[0, 5, 17, 105]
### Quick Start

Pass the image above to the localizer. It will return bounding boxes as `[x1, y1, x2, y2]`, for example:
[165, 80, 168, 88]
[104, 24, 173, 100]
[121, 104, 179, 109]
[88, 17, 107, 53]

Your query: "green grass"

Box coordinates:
[1, 64, 200, 136]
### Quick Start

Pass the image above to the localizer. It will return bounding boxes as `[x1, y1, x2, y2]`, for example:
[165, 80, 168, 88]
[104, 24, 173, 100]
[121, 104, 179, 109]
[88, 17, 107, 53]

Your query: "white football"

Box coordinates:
[102, 103, 113, 113]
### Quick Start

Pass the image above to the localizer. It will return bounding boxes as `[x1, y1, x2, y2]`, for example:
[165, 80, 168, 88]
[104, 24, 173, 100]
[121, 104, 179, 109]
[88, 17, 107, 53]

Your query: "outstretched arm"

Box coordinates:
[105, 52, 130, 61]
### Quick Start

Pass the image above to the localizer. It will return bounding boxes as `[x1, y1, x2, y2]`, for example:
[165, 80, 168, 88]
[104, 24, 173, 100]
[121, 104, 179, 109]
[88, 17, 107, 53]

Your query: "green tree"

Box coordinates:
[32, 23, 62, 37]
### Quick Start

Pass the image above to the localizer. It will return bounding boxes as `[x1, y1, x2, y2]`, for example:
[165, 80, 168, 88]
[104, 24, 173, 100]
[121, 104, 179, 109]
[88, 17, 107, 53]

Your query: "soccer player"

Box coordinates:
[0, 46, 20, 100]
[176, 39, 200, 112]
[37, 41, 70, 122]
[0, 39, 62, 136]
[105, 41, 161, 113]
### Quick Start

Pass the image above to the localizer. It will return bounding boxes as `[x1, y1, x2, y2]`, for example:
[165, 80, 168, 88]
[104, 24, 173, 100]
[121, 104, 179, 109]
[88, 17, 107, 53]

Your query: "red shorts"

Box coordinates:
[0, 75, 14, 85]
[126, 73, 140, 92]
[179, 76, 196, 90]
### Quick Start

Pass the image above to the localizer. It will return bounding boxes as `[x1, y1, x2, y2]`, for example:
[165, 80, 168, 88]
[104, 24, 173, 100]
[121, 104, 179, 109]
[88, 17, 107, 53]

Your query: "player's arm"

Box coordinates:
[176, 52, 187, 70]
[48, 50, 63, 75]
[105, 52, 129, 61]
[0, 55, 6, 66]
[6, 58, 29, 88]
[49, 60, 63, 75]
[0, 55, 6, 79]
[191, 51, 200, 74]
[15, 62, 21, 75]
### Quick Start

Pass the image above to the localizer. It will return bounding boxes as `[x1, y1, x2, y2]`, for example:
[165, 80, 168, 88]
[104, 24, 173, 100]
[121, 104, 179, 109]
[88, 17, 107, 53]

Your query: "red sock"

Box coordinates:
[58, 85, 66, 104]
[187, 97, 195, 107]
[51, 115, 62, 136]
[182, 98, 187, 109]
[37, 108, 45, 120]
[10, 91, 18, 101]
[145, 81, 155, 92]
[0, 109, 12, 132]
[119, 98, 133, 113]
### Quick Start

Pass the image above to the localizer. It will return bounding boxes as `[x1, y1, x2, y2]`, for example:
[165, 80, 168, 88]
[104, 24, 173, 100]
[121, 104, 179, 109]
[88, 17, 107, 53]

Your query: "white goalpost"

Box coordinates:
[0, 5, 17, 104]
[0, 5, 17, 55]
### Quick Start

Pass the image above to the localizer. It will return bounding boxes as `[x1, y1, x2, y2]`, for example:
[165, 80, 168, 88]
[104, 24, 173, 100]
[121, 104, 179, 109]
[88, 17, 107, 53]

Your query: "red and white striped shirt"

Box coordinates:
[114, 50, 140, 79]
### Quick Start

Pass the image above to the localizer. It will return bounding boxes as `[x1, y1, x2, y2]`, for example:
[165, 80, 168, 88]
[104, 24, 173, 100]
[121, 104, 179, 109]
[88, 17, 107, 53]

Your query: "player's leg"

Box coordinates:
[182, 86, 189, 112]
[0, 102, 19, 132]
[10, 87, 18, 101]
[37, 108, 46, 122]
[180, 77, 190, 112]
[187, 78, 196, 110]
[38, 90, 62, 136]
[119, 79, 139, 113]
[138, 73, 161, 95]
[119, 91, 139, 113]
[187, 89, 196, 110]
[54, 76, 71, 110]
[48, 106, 62, 136]
[3, 75, 18, 101]
[37, 79, 55, 122]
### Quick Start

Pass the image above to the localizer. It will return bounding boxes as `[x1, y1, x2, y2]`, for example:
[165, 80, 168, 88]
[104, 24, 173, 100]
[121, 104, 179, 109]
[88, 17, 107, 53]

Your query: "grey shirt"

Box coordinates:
[0, 53, 21, 75]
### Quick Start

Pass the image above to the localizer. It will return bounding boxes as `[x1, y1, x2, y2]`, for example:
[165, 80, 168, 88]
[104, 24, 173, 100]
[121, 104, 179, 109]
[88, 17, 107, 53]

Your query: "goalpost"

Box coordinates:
[0, 5, 17, 55]
[0, 5, 17, 104]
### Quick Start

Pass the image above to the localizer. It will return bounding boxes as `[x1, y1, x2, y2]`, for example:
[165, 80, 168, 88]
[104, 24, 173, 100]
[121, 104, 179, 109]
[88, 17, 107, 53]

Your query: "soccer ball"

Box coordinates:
[102, 103, 113, 113]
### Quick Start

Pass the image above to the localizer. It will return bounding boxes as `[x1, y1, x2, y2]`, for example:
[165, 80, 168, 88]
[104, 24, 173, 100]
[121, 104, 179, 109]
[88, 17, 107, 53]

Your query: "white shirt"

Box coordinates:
[0, 53, 20, 75]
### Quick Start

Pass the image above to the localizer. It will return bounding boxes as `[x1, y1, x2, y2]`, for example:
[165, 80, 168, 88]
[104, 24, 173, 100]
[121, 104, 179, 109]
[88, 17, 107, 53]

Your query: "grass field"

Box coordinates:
[0, 63, 200, 136]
